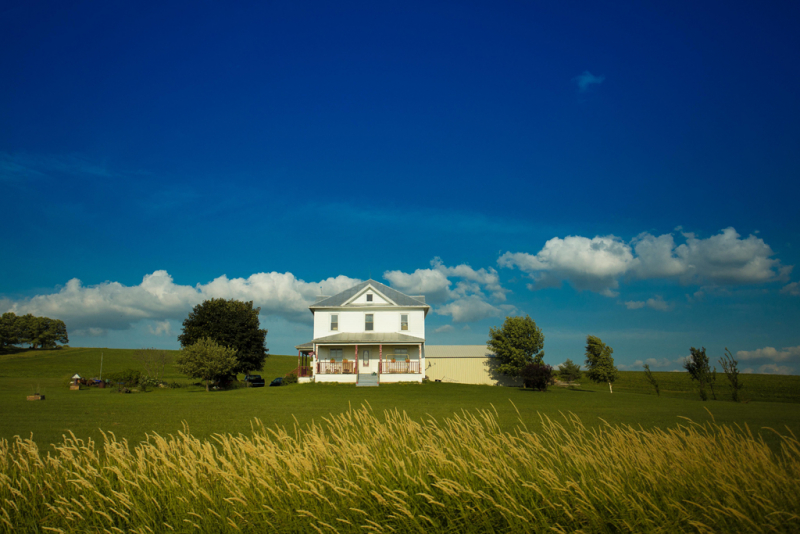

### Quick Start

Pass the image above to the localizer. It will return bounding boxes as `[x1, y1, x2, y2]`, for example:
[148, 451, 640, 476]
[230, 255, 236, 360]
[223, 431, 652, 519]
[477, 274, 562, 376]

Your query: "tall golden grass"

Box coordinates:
[1, 404, 798, 533]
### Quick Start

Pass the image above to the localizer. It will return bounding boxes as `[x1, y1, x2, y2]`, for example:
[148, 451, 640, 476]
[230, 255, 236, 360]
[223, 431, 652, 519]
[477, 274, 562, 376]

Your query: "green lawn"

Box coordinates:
[2, 347, 799, 451]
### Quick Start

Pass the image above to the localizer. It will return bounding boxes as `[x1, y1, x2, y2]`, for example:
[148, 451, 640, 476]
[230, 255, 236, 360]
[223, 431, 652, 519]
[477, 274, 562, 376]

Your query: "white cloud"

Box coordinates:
[435, 296, 504, 323]
[433, 325, 454, 333]
[782, 282, 800, 296]
[384, 258, 512, 324]
[500, 227, 790, 296]
[148, 320, 174, 337]
[499, 235, 633, 297]
[382, 267, 452, 304]
[573, 71, 605, 92]
[736, 345, 800, 363]
[384, 257, 509, 303]
[624, 296, 672, 312]
[0, 270, 361, 334]
[73, 327, 108, 337]
[758, 363, 793, 375]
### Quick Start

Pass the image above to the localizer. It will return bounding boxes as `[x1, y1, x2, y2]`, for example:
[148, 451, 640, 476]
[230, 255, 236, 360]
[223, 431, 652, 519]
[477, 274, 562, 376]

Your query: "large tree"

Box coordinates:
[0, 312, 19, 348]
[487, 315, 545, 377]
[0, 313, 68, 349]
[176, 338, 238, 391]
[178, 298, 268, 374]
[585, 335, 618, 393]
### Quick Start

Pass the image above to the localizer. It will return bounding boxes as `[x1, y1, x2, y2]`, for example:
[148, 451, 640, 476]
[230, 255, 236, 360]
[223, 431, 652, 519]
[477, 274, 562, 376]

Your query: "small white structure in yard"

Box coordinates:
[295, 280, 429, 385]
[425, 345, 522, 387]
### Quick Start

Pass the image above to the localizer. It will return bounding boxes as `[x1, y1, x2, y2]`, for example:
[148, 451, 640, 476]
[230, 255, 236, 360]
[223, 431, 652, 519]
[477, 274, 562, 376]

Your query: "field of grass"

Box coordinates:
[578, 368, 800, 403]
[3, 347, 800, 532]
[1, 347, 800, 452]
[2, 404, 799, 533]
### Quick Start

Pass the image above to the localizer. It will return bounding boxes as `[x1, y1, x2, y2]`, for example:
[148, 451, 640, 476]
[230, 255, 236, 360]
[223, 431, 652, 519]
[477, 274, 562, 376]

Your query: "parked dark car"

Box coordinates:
[269, 377, 283, 387]
[243, 374, 265, 387]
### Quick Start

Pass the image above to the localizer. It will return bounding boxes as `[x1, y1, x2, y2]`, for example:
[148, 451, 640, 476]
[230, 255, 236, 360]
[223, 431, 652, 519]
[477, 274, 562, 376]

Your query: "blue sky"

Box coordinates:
[2, 1, 799, 373]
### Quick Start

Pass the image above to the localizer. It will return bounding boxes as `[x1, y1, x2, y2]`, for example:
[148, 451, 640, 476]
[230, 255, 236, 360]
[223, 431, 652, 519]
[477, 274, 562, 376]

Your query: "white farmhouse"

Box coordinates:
[295, 280, 429, 386]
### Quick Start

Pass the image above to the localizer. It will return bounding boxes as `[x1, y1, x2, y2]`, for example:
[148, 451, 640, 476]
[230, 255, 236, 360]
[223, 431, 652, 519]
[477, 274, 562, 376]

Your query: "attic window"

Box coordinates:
[366, 293, 373, 302]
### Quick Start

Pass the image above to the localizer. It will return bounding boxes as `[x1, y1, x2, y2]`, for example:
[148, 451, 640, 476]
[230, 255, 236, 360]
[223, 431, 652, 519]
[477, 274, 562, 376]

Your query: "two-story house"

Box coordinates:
[295, 280, 429, 385]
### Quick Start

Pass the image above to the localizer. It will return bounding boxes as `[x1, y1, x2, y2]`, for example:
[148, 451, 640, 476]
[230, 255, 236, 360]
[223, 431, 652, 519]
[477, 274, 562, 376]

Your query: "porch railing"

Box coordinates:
[317, 362, 357, 374]
[380, 361, 421, 374]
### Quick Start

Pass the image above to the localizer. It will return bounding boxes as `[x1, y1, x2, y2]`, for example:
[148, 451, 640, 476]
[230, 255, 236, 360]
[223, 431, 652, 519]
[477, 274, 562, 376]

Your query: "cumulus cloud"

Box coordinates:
[499, 235, 634, 297]
[435, 296, 504, 323]
[758, 364, 793, 375]
[573, 71, 605, 91]
[0, 270, 361, 336]
[736, 345, 800, 363]
[500, 227, 790, 296]
[148, 320, 173, 337]
[433, 325, 454, 334]
[782, 282, 800, 296]
[384, 257, 508, 303]
[382, 267, 452, 304]
[383, 258, 512, 324]
[623, 296, 672, 311]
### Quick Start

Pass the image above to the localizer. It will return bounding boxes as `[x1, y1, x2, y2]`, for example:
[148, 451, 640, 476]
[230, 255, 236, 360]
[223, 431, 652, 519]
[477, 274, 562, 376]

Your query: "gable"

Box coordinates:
[311, 279, 428, 308]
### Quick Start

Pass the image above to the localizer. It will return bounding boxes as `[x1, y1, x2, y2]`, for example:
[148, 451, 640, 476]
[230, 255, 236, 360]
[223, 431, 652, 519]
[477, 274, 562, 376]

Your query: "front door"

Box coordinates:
[362, 350, 370, 370]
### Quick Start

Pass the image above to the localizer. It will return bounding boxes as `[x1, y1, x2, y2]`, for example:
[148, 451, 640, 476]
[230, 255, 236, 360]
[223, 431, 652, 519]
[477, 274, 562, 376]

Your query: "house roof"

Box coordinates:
[297, 332, 426, 348]
[310, 279, 428, 309]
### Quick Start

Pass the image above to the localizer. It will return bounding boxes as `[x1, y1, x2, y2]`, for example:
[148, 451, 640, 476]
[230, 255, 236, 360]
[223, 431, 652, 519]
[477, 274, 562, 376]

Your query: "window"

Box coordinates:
[394, 348, 408, 359]
[329, 348, 342, 359]
[401, 314, 408, 331]
[331, 314, 338, 331]
[365, 314, 374, 331]
[366, 293, 373, 302]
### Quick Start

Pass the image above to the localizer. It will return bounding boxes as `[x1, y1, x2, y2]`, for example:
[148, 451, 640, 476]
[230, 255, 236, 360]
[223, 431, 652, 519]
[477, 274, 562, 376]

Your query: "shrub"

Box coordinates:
[520, 362, 553, 391]
[558, 359, 582, 382]
[283, 372, 298, 385]
[106, 369, 141, 387]
[139, 376, 161, 389]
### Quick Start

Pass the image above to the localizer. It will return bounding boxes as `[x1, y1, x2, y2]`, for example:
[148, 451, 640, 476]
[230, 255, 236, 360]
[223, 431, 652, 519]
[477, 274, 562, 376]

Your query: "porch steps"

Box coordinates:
[356, 374, 379, 387]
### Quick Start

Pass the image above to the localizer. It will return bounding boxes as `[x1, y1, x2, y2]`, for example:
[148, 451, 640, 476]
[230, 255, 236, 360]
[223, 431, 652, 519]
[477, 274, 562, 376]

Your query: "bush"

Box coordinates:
[106, 369, 141, 387]
[139, 376, 161, 389]
[283, 372, 298, 385]
[558, 359, 582, 382]
[520, 362, 553, 391]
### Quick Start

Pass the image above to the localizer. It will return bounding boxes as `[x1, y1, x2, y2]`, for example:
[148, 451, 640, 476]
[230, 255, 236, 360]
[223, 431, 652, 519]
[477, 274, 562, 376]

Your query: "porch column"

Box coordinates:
[297, 351, 301, 376]
[355, 344, 358, 375]
[379, 344, 382, 375]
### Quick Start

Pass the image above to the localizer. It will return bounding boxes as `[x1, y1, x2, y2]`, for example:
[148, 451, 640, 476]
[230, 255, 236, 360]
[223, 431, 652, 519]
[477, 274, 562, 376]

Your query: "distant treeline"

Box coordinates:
[0, 312, 68, 349]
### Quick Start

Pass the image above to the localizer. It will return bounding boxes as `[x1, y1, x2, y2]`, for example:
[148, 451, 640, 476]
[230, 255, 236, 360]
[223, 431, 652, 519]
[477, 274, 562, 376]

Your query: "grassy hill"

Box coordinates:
[1, 347, 799, 451]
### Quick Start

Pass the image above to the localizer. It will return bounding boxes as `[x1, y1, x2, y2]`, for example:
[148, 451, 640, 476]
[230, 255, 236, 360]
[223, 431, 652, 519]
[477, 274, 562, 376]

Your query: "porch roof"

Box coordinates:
[296, 332, 425, 349]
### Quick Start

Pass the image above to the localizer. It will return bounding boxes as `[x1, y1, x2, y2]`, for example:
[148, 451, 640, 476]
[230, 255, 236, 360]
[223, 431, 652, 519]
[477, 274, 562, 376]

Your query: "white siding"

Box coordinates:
[312, 309, 425, 339]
